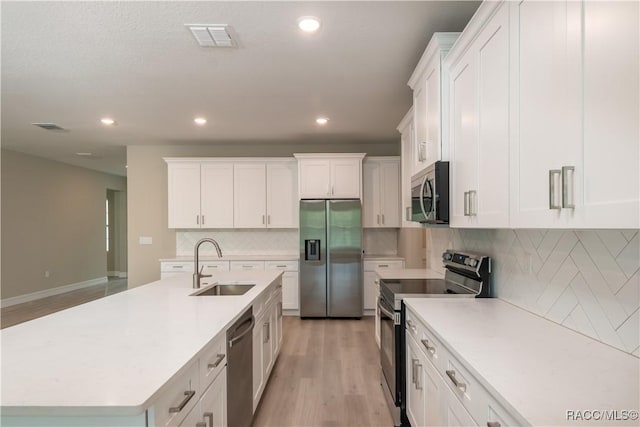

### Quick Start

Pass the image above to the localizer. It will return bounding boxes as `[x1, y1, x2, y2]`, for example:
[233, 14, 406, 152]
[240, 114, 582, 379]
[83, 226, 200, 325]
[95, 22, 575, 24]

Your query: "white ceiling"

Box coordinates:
[1, 1, 480, 176]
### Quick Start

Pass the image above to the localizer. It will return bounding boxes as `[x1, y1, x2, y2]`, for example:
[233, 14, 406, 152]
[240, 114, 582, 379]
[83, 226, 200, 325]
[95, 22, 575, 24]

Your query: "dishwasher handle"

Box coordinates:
[228, 316, 255, 348]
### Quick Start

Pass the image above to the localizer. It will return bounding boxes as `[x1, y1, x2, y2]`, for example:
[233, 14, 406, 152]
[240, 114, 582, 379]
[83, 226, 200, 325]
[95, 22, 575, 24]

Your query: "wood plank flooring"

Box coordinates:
[1, 278, 128, 329]
[253, 317, 392, 427]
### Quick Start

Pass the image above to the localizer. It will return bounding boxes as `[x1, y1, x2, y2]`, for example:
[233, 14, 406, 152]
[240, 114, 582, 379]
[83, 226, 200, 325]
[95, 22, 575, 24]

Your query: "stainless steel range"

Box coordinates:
[378, 250, 491, 426]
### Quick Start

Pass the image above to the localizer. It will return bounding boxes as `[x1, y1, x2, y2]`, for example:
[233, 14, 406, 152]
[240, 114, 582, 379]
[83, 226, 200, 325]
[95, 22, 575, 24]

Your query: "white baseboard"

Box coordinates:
[1, 276, 108, 308]
[108, 271, 128, 278]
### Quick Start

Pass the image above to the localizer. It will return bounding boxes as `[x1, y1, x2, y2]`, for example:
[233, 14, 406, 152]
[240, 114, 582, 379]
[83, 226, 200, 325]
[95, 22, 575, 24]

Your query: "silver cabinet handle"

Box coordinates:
[415, 362, 422, 390]
[278, 302, 283, 317]
[201, 215, 205, 225]
[419, 141, 426, 162]
[169, 390, 196, 413]
[381, 214, 385, 224]
[276, 265, 287, 268]
[332, 185, 335, 195]
[196, 215, 200, 225]
[406, 319, 417, 332]
[204, 412, 214, 427]
[421, 339, 435, 354]
[378, 264, 389, 268]
[562, 166, 575, 209]
[445, 370, 467, 392]
[549, 169, 562, 210]
[487, 422, 501, 427]
[463, 191, 469, 216]
[267, 214, 271, 225]
[172, 265, 184, 269]
[377, 214, 380, 225]
[411, 358, 418, 384]
[207, 353, 225, 369]
[468, 190, 476, 216]
[262, 215, 265, 224]
[263, 322, 269, 343]
[406, 206, 411, 221]
[242, 265, 253, 268]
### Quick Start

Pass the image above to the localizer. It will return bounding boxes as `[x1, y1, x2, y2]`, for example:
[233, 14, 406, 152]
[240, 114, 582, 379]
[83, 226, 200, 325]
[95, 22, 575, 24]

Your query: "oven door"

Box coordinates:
[378, 296, 399, 403]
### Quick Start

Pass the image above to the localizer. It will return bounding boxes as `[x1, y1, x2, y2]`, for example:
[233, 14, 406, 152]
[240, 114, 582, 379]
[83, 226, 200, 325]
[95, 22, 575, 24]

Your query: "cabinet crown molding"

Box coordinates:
[396, 107, 414, 133]
[443, 0, 504, 68]
[363, 156, 400, 163]
[407, 32, 460, 89]
[293, 153, 366, 160]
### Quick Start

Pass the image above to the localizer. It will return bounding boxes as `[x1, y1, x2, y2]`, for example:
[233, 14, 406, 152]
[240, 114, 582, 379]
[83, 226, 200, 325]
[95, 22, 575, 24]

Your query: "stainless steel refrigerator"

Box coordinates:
[299, 199, 363, 318]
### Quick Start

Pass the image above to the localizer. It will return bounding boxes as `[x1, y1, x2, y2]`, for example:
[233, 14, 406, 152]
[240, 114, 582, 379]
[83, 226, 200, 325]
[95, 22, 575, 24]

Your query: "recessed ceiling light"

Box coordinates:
[316, 117, 329, 125]
[101, 118, 116, 125]
[194, 117, 207, 125]
[298, 16, 321, 33]
[76, 152, 93, 156]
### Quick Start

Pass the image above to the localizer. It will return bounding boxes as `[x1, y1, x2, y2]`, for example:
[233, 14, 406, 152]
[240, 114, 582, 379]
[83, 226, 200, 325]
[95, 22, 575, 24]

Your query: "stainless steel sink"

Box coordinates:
[193, 283, 255, 296]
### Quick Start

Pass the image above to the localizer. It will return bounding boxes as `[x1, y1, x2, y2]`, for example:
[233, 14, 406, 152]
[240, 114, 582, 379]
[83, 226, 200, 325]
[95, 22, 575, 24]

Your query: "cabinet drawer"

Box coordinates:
[264, 260, 298, 272]
[229, 261, 265, 271]
[199, 333, 227, 391]
[161, 262, 193, 273]
[443, 350, 489, 424]
[363, 260, 404, 271]
[406, 309, 444, 372]
[199, 261, 230, 272]
[152, 360, 200, 427]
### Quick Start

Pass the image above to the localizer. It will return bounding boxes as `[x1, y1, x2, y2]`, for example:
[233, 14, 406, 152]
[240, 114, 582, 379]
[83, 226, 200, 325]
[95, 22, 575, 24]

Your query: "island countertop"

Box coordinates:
[0, 271, 282, 416]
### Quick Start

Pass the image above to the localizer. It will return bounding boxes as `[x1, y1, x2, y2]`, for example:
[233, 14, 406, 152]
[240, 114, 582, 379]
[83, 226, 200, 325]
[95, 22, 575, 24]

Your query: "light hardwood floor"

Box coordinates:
[253, 316, 392, 427]
[1, 278, 128, 329]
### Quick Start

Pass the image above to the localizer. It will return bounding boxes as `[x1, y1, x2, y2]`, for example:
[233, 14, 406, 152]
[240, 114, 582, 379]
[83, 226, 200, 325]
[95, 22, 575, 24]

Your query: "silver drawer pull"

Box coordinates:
[242, 265, 253, 268]
[207, 353, 225, 369]
[445, 370, 466, 392]
[169, 390, 195, 413]
[276, 265, 287, 268]
[378, 264, 389, 268]
[406, 319, 417, 332]
[172, 265, 184, 269]
[421, 339, 435, 354]
[487, 422, 501, 427]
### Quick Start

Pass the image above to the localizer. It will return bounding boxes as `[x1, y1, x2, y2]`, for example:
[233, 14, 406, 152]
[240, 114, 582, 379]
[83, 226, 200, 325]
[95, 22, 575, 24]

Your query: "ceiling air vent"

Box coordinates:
[186, 24, 236, 48]
[32, 123, 66, 131]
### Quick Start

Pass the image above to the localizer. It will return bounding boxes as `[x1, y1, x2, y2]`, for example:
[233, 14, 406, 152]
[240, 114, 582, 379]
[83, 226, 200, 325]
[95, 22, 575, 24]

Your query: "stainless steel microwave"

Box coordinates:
[410, 161, 449, 224]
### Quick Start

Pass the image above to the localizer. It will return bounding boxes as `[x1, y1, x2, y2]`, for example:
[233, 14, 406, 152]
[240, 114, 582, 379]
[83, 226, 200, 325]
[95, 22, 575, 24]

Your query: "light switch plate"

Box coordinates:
[139, 236, 153, 245]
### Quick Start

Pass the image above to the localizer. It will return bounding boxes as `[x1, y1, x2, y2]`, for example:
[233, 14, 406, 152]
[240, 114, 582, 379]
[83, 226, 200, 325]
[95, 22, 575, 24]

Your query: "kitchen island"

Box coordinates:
[1, 270, 283, 426]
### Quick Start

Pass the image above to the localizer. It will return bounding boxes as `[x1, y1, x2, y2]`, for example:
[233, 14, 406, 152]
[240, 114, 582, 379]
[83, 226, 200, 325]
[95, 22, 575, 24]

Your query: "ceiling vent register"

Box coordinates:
[187, 25, 236, 48]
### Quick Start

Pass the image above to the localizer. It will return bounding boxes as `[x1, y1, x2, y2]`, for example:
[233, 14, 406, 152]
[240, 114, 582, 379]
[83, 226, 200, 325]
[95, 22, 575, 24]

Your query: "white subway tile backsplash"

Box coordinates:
[426, 228, 640, 357]
[363, 229, 398, 256]
[176, 229, 298, 256]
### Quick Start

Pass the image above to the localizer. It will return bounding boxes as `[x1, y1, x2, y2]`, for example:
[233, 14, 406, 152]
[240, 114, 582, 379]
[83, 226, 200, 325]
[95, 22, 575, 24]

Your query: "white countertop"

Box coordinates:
[159, 254, 298, 262]
[375, 268, 443, 280]
[404, 298, 640, 426]
[0, 271, 282, 416]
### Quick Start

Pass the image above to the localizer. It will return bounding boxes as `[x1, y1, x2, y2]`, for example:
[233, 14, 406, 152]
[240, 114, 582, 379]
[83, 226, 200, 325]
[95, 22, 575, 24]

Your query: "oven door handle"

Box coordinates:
[377, 297, 396, 321]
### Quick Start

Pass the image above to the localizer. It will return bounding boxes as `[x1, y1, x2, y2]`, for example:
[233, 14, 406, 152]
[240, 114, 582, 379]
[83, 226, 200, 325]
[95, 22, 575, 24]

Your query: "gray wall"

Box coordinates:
[1, 149, 126, 299]
[126, 142, 399, 287]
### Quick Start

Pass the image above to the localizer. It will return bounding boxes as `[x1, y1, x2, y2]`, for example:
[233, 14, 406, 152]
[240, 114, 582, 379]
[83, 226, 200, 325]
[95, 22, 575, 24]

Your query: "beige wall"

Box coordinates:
[127, 142, 399, 287]
[1, 149, 126, 299]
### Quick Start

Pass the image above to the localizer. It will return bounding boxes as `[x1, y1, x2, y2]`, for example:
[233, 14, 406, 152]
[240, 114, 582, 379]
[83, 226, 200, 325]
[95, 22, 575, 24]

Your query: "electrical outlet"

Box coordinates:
[44, 270, 50, 278]
[139, 236, 153, 245]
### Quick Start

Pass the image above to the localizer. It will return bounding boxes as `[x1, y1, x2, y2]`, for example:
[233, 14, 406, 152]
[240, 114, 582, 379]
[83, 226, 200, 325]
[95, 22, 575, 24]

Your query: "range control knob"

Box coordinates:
[443, 252, 453, 261]
[468, 258, 478, 268]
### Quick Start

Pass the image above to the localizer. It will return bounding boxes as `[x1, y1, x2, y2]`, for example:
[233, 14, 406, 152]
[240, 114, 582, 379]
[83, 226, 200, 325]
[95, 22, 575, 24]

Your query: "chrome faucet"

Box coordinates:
[193, 238, 223, 289]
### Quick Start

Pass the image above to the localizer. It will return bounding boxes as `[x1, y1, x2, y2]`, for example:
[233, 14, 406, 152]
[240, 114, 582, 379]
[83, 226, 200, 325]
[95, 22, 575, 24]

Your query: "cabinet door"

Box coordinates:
[330, 159, 361, 198]
[201, 163, 234, 228]
[362, 161, 381, 227]
[299, 159, 331, 198]
[424, 57, 442, 166]
[449, 53, 478, 227]
[266, 162, 298, 228]
[363, 272, 378, 310]
[168, 163, 201, 229]
[413, 79, 428, 175]
[379, 160, 401, 227]
[200, 369, 227, 427]
[405, 336, 425, 427]
[282, 272, 299, 310]
[441, 374, 478, 427]
[234, 163, 267, 228]
[400, 118, 421, 228]
[580, 0, 639, 228]
[178, 403, 202, 427]
[261, 311, 274, 376]
[509, 0, 582, 227]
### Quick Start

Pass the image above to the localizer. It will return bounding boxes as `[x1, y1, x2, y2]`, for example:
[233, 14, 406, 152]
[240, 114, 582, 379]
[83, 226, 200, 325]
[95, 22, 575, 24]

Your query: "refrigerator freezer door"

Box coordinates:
[299, 200, 328, 317]
[327, 200, 363, 317]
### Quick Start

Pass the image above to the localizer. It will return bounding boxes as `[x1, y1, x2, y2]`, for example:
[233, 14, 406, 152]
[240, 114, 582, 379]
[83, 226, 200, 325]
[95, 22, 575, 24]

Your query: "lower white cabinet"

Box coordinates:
[179, 369, 227, 427]
[363, 260, 405, 312]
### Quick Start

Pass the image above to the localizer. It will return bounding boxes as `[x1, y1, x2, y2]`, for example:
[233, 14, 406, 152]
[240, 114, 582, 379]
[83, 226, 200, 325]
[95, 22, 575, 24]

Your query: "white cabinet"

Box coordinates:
[447, 2, 510, 228]
[234, 161, 298, 229]
[167, 161, 235, 229]
[179, 369, 227, 427]
[364, 259, 404, 315]
[295, 153, 365, 199]
[397, 109, 421, 228]
[408, 33, 459, 177]
[406, 333, 427, 427]
[265, 261, 299, 312]
[363, 158, 401, 228]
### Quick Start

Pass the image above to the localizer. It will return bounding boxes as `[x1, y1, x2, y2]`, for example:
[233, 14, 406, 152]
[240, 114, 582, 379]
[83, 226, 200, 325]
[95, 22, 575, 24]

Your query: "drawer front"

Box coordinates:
[264, 260, 298, 272]
[443, 353, 486, 424]
[363, 260, 404, 271]
[161, 262, 193, 273]
[152, 360, 200, 427]
[199, 333, 227, 391]
[406, 308, 444, 371]
[199, 261, 230, 272]
[229, 261, 265, 271]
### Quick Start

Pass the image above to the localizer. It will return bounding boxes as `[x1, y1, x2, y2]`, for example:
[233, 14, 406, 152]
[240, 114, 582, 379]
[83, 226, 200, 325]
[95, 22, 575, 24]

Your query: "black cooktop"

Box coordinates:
[380, 278, 477, 310]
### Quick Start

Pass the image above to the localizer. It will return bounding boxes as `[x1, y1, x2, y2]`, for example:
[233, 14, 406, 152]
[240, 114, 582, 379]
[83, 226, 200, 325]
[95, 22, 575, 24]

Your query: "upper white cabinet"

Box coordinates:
[509, 0, 639, 228]
[166, 158, 297, 229]
[447, 2, 510, 228]
[294, 153, 365, 199]
[408, 33, 459, 177]
[167, 160, 234, 229]
[363, 157, 401, 228]
[234, 161, 298, 228]
[397, 109, 421, 228]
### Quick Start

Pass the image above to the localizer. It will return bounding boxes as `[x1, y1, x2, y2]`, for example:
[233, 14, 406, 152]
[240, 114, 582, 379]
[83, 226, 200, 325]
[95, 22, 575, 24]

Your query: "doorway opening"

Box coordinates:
[106, 189, 128, 281]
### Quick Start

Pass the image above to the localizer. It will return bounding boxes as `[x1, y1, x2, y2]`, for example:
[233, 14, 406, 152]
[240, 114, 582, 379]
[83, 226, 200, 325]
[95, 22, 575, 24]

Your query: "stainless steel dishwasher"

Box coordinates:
[226, 306, 254, 427]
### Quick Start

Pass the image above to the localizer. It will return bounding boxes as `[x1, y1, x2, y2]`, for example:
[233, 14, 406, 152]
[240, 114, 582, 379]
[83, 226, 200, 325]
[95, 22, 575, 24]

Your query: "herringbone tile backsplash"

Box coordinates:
[427, 228, 640, 357]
